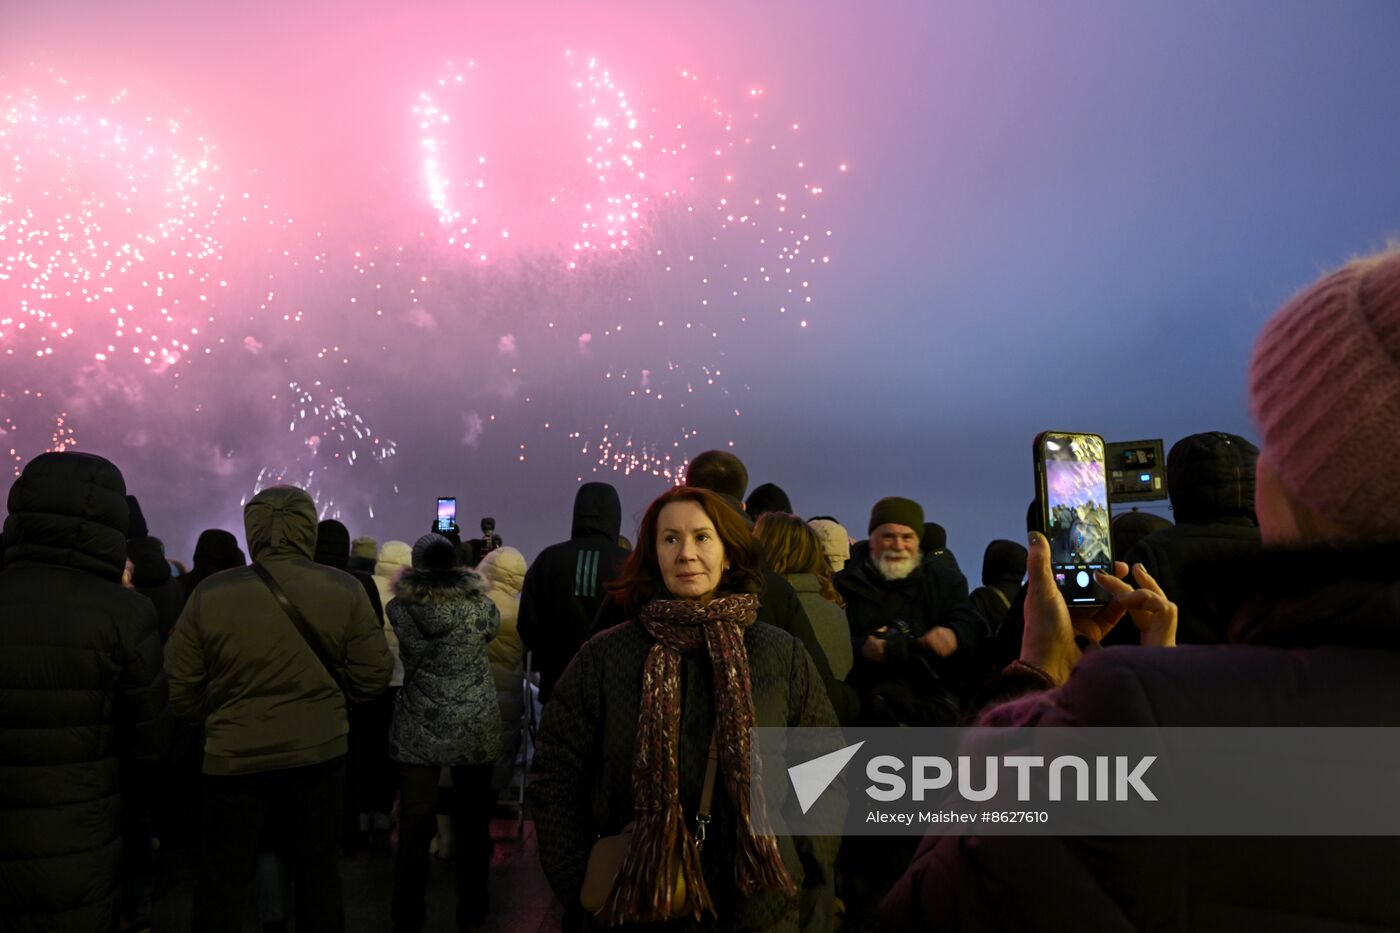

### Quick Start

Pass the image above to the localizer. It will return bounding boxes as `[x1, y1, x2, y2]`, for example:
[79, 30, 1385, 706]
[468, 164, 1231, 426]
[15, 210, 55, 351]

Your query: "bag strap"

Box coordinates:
[252, 562, 348, 699]
[693, 734, 720, 850]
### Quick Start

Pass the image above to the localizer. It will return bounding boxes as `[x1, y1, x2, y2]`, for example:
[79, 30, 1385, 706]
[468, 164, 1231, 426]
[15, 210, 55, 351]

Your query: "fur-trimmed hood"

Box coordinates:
[392, 565, 488, 605]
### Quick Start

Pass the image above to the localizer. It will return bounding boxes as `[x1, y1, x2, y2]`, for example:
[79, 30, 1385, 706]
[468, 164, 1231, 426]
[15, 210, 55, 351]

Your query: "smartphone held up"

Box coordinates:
[1033, 431, 1113, 606]
[435, 496, 458, 535]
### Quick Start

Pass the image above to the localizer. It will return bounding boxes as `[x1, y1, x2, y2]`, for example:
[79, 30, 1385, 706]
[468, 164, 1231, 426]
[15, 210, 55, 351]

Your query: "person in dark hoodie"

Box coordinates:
[919, 520, 962, 574]
[518, 482, 630, 702]
[1110, 509, 1172, 561]
[315, 519, 384, 618]
[178, 527, 246, 600]
[165, 486, 393, 933]
[881, 247, 1400, 932]
[967, 538, 1027, 637]
[127, 535, 187, 640]
[0, 452, 172, 932]
[745, 481, 793, 520]
[1103, 431, 1262, 646]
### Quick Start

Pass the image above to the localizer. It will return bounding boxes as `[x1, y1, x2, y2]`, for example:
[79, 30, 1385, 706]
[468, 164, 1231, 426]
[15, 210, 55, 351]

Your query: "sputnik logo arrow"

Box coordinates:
[788, 741, 865, 814]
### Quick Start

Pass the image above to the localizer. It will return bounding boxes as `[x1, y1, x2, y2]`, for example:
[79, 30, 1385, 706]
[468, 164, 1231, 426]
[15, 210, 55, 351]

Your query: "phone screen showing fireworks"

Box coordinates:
[1036, 432, 1113, 605]
[435, 497, 457, 534]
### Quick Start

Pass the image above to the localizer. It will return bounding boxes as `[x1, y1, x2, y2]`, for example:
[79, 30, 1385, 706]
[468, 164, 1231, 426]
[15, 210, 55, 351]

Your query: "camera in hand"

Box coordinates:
[877, 620, 912, 639]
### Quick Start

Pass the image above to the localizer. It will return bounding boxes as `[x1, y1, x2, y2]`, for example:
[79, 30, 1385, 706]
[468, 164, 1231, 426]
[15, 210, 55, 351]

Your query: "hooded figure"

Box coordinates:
[517, 482, 628, 701]
[166, 486, 392, 771]
[745, 481, 793, 519]
[127, 534, 188, 640]
[164, 486, 392, 932]
[178, 528, 246, 599]
[0, 452, 171, 931]
[967, 539, 1028, 636]
[1105, 431, 1262, 645]
[313, 518, 351, 569]
[315, 518, 383, 621]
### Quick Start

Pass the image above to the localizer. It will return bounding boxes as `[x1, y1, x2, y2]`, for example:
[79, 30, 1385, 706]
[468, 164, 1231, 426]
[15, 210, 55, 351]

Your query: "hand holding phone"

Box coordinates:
[1033, 431, 1113, 606]
[1021, 530, 1176, 685]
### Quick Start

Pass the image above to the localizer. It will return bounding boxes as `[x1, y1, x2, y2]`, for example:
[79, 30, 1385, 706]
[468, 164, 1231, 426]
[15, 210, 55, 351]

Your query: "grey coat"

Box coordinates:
[388, 567, 502, 767]
[785, 573, 854, 681]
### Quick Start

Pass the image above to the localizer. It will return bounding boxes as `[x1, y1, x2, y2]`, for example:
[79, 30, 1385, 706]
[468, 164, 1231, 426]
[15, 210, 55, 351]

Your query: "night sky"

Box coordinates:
[4, 0, 1400, 568]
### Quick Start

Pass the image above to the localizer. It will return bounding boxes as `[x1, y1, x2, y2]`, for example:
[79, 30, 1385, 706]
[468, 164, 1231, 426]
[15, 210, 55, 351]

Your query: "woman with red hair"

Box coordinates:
[531, 486, 842, 931]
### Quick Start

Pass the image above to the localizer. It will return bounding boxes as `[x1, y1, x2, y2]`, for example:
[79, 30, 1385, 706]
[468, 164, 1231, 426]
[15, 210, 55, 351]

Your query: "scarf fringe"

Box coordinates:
[599, 804, 714, 925]
[603, 594, 794, 925]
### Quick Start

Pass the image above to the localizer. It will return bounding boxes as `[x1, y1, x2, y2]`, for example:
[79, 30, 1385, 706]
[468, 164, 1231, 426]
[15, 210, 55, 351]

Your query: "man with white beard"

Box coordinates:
[835, 496, 985, 726]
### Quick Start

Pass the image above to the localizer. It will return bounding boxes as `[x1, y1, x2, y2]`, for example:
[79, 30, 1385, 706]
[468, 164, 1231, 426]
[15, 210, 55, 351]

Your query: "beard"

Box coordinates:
[874, 550, 920, 581]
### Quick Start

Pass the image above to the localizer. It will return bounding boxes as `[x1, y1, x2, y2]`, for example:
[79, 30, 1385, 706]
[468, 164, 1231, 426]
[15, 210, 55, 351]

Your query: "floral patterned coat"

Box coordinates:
[388, 565, 501, 767]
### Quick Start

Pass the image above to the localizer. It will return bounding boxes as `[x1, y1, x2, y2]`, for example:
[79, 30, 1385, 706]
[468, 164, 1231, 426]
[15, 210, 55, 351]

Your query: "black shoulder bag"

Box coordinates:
[252, 562, 349, 701]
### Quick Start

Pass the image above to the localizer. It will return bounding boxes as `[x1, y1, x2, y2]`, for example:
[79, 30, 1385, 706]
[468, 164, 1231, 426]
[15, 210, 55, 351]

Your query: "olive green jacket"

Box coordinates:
[165, 487, 392, 774]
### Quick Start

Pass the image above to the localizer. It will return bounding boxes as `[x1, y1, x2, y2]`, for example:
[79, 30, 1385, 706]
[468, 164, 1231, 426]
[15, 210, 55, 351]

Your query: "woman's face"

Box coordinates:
[656, 499, 726, 603]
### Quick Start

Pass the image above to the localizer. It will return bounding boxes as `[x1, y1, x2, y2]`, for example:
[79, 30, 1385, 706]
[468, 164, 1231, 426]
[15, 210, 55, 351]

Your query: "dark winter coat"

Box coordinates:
[518, 482, 629, 701]
[530, 618, 843, 931]
[127, 534, 187, 640]
[836, 552, 985, 724]
[389, 566, 501, 767]
[0, 452, 171, 932]
[178, 528, 245, 600]
[1106, 521, 1261, 645]
[967, 539, 1024, 637]
[1105, 432, 1262, 646]
[164, 487, 392, 775]
[882, 542, 1400, 932]
[312, 518, 384, 631]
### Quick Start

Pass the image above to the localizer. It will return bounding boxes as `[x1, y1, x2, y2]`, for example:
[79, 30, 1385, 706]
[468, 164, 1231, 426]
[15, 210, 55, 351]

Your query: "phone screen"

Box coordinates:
[1037, 432, 1112, 605]
[435, 497, 457, 533]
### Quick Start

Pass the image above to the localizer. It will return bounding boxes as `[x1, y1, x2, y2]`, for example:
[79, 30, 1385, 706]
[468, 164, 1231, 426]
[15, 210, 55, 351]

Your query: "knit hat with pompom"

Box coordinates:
[1249, 248, 1400, 538]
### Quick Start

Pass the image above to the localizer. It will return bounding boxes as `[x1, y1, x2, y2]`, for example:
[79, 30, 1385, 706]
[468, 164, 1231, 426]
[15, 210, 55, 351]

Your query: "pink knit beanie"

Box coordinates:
[1249, 249, 1400, 538]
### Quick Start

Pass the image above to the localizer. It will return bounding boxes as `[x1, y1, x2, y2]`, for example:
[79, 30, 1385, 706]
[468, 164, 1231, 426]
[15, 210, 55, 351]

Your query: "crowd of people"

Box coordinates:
[2, 247, 1400, 932]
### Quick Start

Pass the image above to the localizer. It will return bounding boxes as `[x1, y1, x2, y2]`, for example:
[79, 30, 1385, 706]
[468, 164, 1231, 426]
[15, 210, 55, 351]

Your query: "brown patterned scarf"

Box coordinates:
[599, 592, 796, 925]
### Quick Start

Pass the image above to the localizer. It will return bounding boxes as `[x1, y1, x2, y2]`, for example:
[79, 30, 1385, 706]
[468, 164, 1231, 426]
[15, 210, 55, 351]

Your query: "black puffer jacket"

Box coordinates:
[127, 535, 187, 641]
[0, 452, 171, 932]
